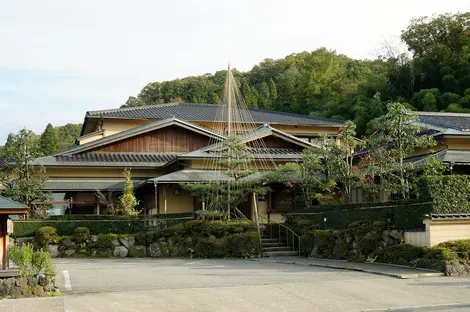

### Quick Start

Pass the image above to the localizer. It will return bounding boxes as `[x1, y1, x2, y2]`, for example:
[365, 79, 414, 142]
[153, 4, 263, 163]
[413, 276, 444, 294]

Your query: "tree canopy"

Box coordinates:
[121, 12, 470, 137]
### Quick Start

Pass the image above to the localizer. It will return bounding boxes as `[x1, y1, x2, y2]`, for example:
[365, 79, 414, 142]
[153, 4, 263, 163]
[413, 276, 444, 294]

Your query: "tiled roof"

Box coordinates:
[405, 149, 470, 166]
[42, 180, 146, 191]
[417, 112, 470, 133]
[33, 152, 178, 168]
[0, 195, 29, 211]
[426, 213, 470, 220]
[62, 117, 224, 156]
[240, 124, 312, 148]
[181, 147, 303, 160]
[86, 102, 344, 126]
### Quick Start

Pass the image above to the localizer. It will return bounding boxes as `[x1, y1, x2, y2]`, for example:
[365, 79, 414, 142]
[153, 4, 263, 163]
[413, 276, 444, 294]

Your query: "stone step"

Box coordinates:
[262, 246, 293, 252]
[260, 242, 285, 247]
[262, 250, 299, 257]
[261, 238, 278, 243]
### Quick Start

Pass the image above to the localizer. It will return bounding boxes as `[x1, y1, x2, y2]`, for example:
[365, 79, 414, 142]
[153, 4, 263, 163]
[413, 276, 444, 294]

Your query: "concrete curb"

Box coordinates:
[251, 258, 445, 279]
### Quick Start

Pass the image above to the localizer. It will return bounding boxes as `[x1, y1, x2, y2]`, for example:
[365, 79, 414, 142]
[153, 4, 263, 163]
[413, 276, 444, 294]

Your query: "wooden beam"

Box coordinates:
[0, 209, 29, 215]
[1, 215, 6, 270]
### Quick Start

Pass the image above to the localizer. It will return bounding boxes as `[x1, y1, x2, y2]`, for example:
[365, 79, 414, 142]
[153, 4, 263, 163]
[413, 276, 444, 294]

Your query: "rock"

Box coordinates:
[96, 249, 113, 258]
[43, 283, 55, 292]
[38, 275, 49, 287]
[168, 236, 179, 247]
[382, 230, 391, 242]
[27, 277, 38, 287]
[363, 231, 379, 241]
[15, 278, 26, 287]
[32, 285, 45, 296]
[47, 244, 60, 258]
[78, 248, 89, 256]
[64, 249, 76, 257]
[113, 246, 129, 258]
[148, 242, 169, 258]
[0, 279, 11, 297]
[119, 237, 135, 250]
[10, 285, 22, 298]
[20, 283, 32, 297]
[129, 245, 147, 257]
[389, 230, 403, 241]
[62, 238, 75, 247]
[445, 260, 470, 276]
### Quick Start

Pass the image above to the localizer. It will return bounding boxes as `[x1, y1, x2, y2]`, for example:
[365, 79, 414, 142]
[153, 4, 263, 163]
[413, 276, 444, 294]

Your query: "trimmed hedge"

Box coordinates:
[285, 200, 433, 230]
[14, 214, 193, 237]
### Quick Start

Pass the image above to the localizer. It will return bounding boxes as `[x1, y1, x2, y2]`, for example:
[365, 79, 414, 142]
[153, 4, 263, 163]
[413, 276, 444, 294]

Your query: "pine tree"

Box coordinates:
[39, 123, 60, 155]
[119, 169, 140, 216]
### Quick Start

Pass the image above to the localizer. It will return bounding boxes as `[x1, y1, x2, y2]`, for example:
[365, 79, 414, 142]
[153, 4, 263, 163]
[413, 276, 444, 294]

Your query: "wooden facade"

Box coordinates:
[90, 126, 211, 153]
[247, 136, 302, 149]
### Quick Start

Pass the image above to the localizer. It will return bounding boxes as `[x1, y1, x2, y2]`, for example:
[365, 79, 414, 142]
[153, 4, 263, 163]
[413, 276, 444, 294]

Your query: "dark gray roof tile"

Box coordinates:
[34, 152, 178, 168]
[86, 103, 344, 126]
[418, 112, 470, 132]
[427, 213, 470, 220]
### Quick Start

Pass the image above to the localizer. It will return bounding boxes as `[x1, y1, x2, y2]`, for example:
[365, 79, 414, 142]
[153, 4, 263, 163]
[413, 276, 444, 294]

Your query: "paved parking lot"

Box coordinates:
[1, 258, 470, 311]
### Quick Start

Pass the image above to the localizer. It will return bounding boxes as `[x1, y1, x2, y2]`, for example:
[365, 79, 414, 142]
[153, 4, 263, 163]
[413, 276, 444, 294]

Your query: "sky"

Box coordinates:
[0, 0, 469, 143]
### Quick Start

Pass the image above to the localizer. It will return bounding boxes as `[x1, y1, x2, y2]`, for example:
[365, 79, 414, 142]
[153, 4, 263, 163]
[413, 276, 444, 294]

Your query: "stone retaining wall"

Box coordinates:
[0, 275, 57, 299]
[445, 260, 470, 276]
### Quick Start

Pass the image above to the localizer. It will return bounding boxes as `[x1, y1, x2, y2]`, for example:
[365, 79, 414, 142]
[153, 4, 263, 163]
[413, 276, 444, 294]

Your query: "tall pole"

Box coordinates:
[226, 64, 232, 221]
[227, 64, 232, 137]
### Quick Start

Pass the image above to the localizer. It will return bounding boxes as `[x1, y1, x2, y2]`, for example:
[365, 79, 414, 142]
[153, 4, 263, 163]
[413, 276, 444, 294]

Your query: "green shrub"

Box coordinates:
[313, 230, 337, 258]
[90, 234, 119, 249]
[285, 201, 432, 230]
[14, 214, 192, 237]
[419, 175, 470, 213]
[286, 219, 319, 236]
[423, 246, 458, 261]
[135, 231, 160, 246]
[375, 244, 424, 265]
[228, 232, 260, 258]
[437, 239, 470, 260]
[73, 227, 91, 244]
[35, 226, 58, 248]
[194, 238, 229, 258]
[8, 243, 56, 278]
[410, 258, 446, 272]
[299, 231, 316, 256]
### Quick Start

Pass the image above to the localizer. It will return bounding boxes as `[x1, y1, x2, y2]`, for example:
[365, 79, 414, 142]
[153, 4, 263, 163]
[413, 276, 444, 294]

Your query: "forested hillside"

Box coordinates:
[122, 13, 470, 137]
[0, 123, 82, 158]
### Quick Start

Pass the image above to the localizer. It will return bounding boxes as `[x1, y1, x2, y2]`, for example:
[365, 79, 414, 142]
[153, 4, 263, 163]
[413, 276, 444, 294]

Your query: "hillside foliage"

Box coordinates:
[122, 13, 470, 137]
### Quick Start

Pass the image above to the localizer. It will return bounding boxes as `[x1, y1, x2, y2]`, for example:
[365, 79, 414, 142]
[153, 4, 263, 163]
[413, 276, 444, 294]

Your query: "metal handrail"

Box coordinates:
[257, 215, 301, 257]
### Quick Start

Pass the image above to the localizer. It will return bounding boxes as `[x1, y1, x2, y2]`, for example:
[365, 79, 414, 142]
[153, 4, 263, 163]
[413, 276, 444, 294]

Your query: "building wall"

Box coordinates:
[426, 220, 470, 246]
[404, 231, 429, 247]
[83, 118, 341, 144]
[158, 185, 194, 214]
[45, 167, 162, 179]
[78, 131, 105, 145]
[101, 119, 150, 136]
[90, 126, 211, 153]
[405, 219, 470, 247]
[443, 138, 470, 150]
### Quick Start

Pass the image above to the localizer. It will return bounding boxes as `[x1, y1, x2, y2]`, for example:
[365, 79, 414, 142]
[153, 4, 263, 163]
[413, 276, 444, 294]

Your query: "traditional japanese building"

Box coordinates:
[33, 102, 343, 222]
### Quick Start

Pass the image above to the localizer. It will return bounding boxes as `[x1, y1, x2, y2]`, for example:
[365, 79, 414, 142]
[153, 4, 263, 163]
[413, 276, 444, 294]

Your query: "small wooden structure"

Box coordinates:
[0, 196, 28, 271]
